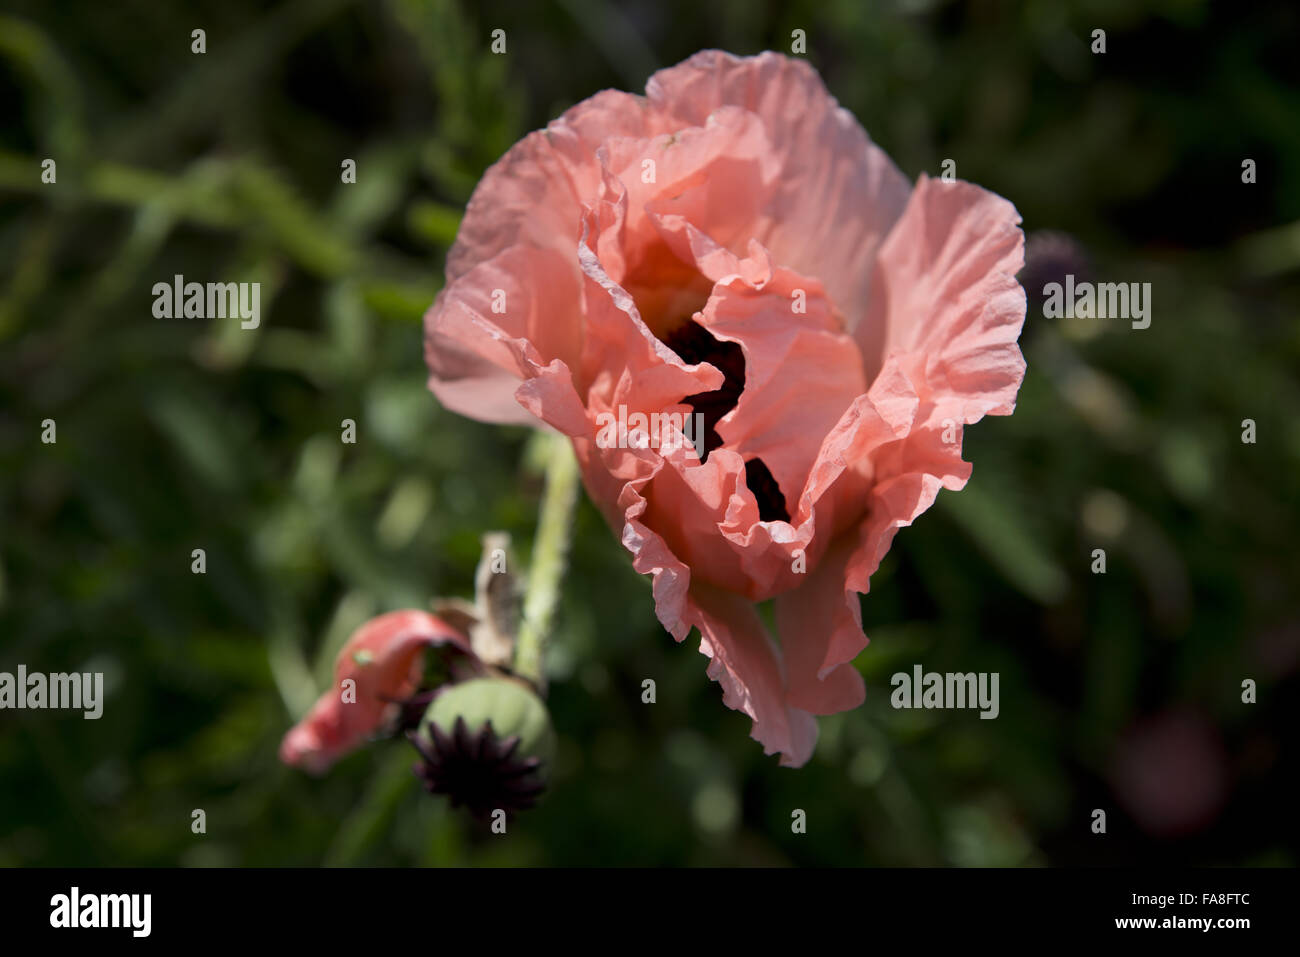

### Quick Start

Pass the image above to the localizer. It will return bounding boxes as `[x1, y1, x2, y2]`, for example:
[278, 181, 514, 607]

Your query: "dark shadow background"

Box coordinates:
[1, 0, 1297, 865]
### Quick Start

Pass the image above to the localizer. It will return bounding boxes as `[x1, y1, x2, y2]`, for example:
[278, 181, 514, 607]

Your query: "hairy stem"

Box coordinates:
[513, 433, 580, 693]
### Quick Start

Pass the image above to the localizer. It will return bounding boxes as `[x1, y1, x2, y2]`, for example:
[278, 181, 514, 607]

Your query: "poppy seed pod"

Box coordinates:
[410, 677, 556, 818]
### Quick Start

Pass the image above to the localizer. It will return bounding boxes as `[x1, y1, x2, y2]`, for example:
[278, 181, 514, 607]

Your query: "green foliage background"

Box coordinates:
[1, 0, 1297, 866]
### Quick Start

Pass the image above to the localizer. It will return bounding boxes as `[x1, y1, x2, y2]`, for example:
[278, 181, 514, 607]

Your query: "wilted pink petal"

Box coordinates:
[280, 611, 475, 774]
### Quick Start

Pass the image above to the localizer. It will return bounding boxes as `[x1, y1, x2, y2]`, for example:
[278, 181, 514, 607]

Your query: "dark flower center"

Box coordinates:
[743, 458, 790, 523]
[661, 320, 790, 522]
[409, 718, 546, 820]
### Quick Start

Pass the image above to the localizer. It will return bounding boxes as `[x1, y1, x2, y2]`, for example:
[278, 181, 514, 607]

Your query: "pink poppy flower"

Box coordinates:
[425, 51, 1027, 766]
[280, 611, 479, 774]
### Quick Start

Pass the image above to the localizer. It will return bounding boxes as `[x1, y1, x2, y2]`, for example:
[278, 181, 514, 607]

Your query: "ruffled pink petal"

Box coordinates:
[587, 436, 821, 765]
[685, 582, 818, 767]
[446, 89, 657, 283]
[599, 105, 781, 289]
[280, 611, 475, 774]
[839, 176, 1027, 588]
[575, 199, 720, 412]
[425, 243, 586, 428]
[857, 175, 1027, 413]
[638, 446, 757, 596]
[695, 247, 866, 511]
[773, 534, 868, 715]
[757, 178, 1027, 718]
[580, 223, 866, 604]
[644, 50, 912, 327]
[428, 90, 664, 424]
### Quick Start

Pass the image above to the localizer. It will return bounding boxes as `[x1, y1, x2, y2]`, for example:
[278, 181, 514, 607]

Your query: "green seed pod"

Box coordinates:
[410, 677, 556, 817]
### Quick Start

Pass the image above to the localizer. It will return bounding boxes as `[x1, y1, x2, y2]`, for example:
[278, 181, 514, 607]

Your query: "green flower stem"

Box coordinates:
[513, 433, 581, 693]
